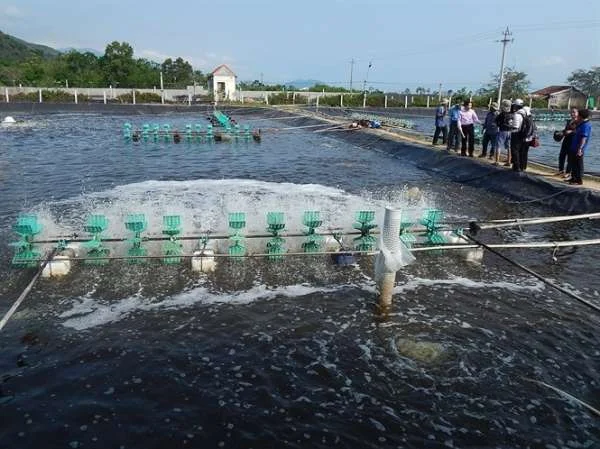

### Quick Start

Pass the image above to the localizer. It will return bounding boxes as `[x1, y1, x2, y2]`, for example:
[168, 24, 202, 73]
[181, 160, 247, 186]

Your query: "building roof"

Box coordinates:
[210, 64, 236, 77]
[530, 85, 581, 96]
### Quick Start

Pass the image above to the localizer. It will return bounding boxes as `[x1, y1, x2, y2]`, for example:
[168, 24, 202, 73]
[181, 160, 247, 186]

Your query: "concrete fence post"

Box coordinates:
[265, 93, 269, 105]
[74, 89, 78, 104]
[316, 95, 319, 110]
[340, 93, 343, 107]
[292, 92, 296, 105]
[103, 91, 107, 104]
[362, 92, 367, 108]
[384, 95, 388, 108]
[132, 90, 136, 105]
[39, 89, 42, 103]
[4, 87, 9, 103]
[404, 95, 408, 108]
[427, 96, 430, 108]
[188, 93, 192, 106]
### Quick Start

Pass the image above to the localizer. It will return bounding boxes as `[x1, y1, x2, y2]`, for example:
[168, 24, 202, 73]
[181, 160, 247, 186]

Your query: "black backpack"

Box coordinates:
[521, 115, 535, 138]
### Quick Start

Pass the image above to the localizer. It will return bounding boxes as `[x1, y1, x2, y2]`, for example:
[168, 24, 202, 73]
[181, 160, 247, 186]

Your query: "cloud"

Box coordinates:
[139, 49, 173, 62]
[538, 55, 566, 66]
[138, 49, 233, 70]
[4, 5, 23, 18]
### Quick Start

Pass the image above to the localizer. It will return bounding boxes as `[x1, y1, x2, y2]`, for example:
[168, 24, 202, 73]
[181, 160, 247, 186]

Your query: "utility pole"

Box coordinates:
[362, 61, 372, 93]
[349, 58, 355, 93]
[160, 71, 164, 105]
[497, 27, 513, 104]
[362, 61, 372, 109]
[438, 83, 442, 102]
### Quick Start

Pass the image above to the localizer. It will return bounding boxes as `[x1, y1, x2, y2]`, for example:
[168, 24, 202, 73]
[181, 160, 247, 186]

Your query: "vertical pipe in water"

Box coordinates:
[377, 207, 403, 309]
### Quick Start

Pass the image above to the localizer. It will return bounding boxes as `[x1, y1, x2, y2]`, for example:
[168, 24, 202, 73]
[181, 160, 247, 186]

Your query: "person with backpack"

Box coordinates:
[495, 99, 513, 166]
[518, 106, 537, 171]
[432, 98, 449, 145]
[509, 99, 527, 171]
[480, 102, 499, 159]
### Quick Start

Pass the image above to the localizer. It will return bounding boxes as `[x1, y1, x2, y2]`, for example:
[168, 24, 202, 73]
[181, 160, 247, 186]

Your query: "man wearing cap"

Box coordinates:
[480, 102, 499, 159]
[495, 99, 513, 166]
[432, 98, 449, 146]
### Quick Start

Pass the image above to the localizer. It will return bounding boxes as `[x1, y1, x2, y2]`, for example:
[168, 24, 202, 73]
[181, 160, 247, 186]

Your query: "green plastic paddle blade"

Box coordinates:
[84, 214, 109, 234]
[11, 250, 40, 268]
[13, 215, 42, 237]
[127, 246, 148, 264]
[162, 241, 182, 264]
[85, 247, 110, 265]
[162, 215, 181, 237]
[125, 214, 147, 233]
[228, 212, 246, 230]
[303, 211, 322, 229]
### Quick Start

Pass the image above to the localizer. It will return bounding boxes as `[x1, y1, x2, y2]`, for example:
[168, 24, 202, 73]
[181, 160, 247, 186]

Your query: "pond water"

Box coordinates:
[0, 111, 599, 449]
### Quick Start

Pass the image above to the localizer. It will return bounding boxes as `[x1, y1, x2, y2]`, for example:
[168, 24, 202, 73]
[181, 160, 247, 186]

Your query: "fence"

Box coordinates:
[1, 86, 595, 110]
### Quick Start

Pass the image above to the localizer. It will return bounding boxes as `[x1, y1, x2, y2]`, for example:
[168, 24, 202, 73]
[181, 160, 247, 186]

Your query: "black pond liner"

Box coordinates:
[272, 110, 600, 215]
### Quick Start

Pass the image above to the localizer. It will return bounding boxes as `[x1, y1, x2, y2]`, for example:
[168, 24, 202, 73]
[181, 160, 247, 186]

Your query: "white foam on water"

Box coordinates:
[393, 275, 546, 295]
[59, 283, 344, 330]
[28, 178, 434, 241]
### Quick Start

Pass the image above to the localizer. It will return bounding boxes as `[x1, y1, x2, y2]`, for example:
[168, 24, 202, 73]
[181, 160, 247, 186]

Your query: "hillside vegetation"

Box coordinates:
[0, 30, 59, 62]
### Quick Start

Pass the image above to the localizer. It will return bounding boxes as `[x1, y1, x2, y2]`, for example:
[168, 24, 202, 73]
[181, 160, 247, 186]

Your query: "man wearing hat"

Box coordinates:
[495, 99, 514, 166]
[480, 102, 499, 159]
[432, 98, 449, 146]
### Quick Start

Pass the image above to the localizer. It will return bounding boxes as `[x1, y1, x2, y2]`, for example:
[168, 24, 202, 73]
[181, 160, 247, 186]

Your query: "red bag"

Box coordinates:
[531, 136, 540, 148]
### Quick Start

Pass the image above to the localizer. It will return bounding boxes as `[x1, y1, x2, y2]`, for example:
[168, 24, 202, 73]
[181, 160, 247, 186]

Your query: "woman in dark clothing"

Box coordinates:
[556, 107, 578, 177]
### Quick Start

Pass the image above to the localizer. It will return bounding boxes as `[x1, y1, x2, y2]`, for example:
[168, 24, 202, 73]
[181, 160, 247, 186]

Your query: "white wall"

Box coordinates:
[210, 75, 236, 101]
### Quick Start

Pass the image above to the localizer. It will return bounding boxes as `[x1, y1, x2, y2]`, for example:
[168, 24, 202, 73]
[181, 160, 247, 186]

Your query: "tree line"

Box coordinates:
[0, 41, 208, 89]
[1, 39, 598, 102]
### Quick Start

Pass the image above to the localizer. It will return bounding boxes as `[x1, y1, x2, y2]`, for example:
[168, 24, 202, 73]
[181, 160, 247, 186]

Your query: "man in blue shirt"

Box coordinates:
[446, 103, 461, 151]
[568, 108, 592, 185]
[432, 98, 449, 145]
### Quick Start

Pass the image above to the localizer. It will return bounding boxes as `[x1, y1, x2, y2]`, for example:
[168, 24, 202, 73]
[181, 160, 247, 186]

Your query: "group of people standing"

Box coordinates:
[433, 99, 592, 184]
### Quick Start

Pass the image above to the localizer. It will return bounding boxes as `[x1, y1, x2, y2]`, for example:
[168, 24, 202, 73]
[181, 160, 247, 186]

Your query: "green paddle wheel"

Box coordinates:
[353, 210, 377, 251]
[266, 212, 286, 260]
[162, 215, 183, 264]
[301, 211, 323, 253]
[83, 214, 110, 265]
[11, 215, 42, 267]
[399, 209, 418, 248]
[228, 212, 246, 259]
[125, 214, 148, 263]
[421, 208, 446, 245]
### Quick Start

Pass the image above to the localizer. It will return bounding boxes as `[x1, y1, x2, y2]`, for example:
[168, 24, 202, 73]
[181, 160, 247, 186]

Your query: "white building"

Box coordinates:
[208, 64, 237, 101]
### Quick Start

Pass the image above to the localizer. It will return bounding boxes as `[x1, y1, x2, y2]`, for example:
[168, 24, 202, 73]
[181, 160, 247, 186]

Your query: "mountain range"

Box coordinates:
[0, 30, 60, 62]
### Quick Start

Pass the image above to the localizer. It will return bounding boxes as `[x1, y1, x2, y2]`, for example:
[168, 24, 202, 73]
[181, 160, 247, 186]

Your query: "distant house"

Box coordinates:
[530, 85, 587, 109]
[208, 64, 237, 101]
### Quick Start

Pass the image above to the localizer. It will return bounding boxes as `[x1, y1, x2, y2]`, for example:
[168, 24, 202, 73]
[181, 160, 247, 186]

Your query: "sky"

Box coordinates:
[1, 0, 599, 92]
